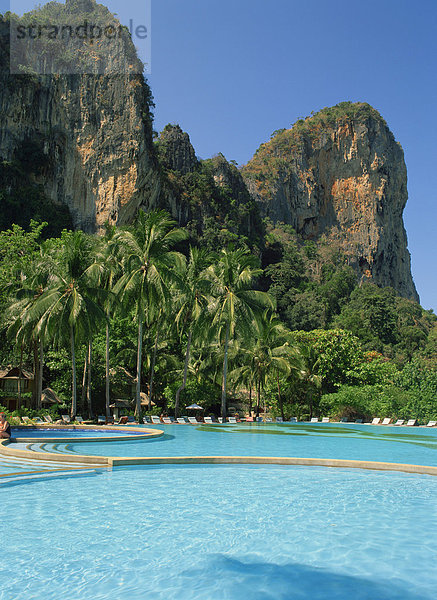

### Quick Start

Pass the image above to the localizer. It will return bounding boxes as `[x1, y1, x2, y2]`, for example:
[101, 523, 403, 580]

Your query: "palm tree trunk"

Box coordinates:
[81, 347, 88, 412]
[135, 316, 143, 418]
[87, 342, 92, 418]
[105, 320, 110, 419]
[175, 329, 192, 418]
[221, 323, 230, 421]
[248, 384, 252, 418]
[256, 379, 261, 418]
[37, 339, 43, 410]
[18, 344, 23, 409]
[32, 340, 38, 408]
[277, 373, 284, 421]
[71, 326, 77, 419]
[148, 329, 159, 411]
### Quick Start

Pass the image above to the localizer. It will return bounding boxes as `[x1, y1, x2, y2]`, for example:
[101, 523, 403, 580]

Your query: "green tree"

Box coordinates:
[31, 231, 106, 417]
[207, 246, 274, 420]
[112, 210, 187, 417]
[173, 247, 212, 418]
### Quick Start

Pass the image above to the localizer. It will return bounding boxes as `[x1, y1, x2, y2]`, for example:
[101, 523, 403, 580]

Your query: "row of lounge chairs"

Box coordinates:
[370, 417, 437, 427]
[17, 414, 437, 427]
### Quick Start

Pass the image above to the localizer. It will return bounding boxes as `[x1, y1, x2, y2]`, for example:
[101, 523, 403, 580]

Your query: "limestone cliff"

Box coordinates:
[0, 4, 159, 233]
[242, 102, 418, 301]
[156, 125, 264, 248]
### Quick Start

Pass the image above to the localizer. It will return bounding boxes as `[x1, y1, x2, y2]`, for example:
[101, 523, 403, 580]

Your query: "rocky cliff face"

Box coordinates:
[242, 102, 418, 301]
[156, 125, 263, 247]
[0, 4, 159, 233]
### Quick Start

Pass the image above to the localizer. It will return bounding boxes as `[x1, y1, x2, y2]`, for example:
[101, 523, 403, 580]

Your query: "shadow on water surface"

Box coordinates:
[176, 555, 430, 600]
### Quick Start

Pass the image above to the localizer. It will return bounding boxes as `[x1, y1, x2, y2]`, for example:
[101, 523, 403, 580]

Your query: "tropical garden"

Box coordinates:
[0, 211, 436, 423]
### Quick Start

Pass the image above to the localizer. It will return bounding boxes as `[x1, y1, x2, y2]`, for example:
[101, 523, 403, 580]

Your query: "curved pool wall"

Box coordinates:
[3, 423, 437, 477]
[2, 464, 437, 600]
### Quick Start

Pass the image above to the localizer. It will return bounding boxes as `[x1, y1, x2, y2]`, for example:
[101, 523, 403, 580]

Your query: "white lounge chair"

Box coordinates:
[255, 417, 263, 422]
[97, 415, 106, 424]
[393, 419, 404, 426]
[204, 416, 213, 424]
[162, 417, 172, 424]
[381, 418, 392, 425]
[34, 417, 44, 424]
[289, 417, 297, 423]
[218, 417, 223, 423]
[151, 416, 161, 424]
[228, 416, 237, 424]
[265, 417, 273, 423]
[43, 415, 54, 423]
[406, 419, 417, 426]
[371, 418, 381, 425]
[322, 417, 330, 423]
[188, 417, 200, 424]
[61, 414, 71, 424]
[177, 417, 187, 424]
[310, 417, 319, 423]
[75, 416, 84, 424]
[275, 417, 283, 423]
[426, 421, 437, 427]
[22, 416, 32, 424]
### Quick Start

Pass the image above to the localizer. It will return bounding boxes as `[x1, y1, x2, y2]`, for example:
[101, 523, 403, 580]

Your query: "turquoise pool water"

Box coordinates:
[11, 428, 147, 438]
[57, 423, 437, 466]
[2, 464, 436, 600]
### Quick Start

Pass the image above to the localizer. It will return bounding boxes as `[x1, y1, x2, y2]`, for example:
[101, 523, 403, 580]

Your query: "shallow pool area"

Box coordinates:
[2, 464, 437, 600]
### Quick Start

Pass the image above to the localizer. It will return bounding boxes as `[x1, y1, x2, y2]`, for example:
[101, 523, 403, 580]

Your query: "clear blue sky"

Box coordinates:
[3, 0, 436, 311]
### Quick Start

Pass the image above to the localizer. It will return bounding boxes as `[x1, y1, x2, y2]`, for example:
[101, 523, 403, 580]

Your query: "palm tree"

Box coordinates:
[87, 224, 121, 418]
[207, 246, 274, 421]
[173, 247, 212, 417]
[231, 312, 301, 419]
[299, 344, 323, 419]
[112, 210, 187, 417]
[6, 246, 55, 409]
[32, 231, 106, 418]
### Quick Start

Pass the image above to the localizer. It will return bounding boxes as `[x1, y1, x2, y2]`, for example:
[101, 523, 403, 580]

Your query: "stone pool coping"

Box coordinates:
[2, 427, 437, 476]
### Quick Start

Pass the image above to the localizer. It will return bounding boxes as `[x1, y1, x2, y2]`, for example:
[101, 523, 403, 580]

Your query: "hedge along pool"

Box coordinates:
[2, 423, 437, 599]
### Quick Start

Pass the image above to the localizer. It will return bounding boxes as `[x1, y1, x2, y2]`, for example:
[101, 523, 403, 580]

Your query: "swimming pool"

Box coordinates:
[45, 423, 437, 467]
[2, 424, 437, 599]
[2, 464, 436, 600]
